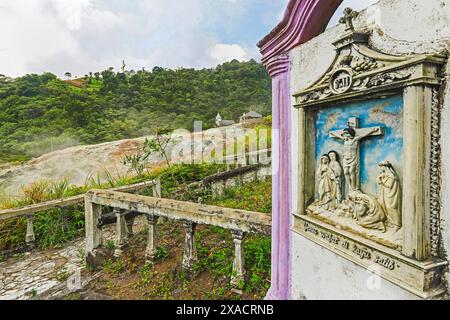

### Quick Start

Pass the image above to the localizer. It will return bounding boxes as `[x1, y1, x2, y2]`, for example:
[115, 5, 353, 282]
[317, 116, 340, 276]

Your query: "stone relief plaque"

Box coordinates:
[292, 8, 447, 298]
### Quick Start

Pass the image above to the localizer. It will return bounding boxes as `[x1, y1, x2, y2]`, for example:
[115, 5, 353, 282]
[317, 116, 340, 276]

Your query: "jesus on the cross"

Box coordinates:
[330, 117, 384, 192]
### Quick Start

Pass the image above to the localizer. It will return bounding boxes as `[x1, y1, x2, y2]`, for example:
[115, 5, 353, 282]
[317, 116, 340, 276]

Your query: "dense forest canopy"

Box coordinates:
[0, 60, 271, 163]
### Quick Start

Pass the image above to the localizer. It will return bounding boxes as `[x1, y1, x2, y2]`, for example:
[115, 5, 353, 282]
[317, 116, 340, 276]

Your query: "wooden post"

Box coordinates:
[182, 220, 197, 272]
[25, 215, 36, 249]
[114, 208, 128, 257]
[230, 230, 245, 291]
[145, 214, 159, 263]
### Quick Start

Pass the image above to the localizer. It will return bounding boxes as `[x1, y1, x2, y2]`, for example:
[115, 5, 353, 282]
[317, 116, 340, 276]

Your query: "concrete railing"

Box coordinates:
[84, 189, 271, 291]
[0, 180, 160, 250]
[170, 163, 271, 200]
[223, 148, 271, 167]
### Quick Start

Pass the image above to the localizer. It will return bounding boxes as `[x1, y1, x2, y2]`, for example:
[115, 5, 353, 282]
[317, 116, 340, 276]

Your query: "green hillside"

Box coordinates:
[0, 60, 271, 163]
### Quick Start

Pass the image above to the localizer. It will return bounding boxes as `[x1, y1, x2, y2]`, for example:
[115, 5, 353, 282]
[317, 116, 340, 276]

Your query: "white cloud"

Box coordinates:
[207, 44, 250, 64]
[0, 0, 280, 77]
[0, 0, 130, 77]
[51, 0, 91, 30]
[0, 0, 80, 76]
[0, 0, 384, 78]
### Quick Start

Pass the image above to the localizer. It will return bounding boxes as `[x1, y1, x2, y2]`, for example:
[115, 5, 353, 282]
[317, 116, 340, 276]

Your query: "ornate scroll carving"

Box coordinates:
[298, 87, 332, 103]
[366, 71, 413, 88]
[298, 67, 414, 104]
[430, 87, 442, 257]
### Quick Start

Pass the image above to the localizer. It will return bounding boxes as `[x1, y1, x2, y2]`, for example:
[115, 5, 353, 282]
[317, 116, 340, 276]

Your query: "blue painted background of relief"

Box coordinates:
[315, 95, 404, 195]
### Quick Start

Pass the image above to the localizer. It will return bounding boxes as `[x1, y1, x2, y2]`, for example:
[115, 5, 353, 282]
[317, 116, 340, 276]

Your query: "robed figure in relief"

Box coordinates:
[378, 161, 402, 230]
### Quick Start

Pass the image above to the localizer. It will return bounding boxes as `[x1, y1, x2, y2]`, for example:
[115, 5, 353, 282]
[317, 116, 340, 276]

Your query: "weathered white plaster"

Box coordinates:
[290, 233, 420, 300]
[290, 0, 450, 300]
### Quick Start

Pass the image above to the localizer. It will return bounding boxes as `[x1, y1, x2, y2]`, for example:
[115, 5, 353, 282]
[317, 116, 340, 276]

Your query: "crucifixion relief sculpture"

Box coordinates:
[329, 117, 384, 192]
[312, 117, 402, 233]
[292, 4, 447, 298]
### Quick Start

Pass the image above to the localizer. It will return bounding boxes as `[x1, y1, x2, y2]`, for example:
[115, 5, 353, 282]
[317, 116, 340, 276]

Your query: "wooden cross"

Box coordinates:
[339, 7, 359, 32]
[329, 117, 384, 192]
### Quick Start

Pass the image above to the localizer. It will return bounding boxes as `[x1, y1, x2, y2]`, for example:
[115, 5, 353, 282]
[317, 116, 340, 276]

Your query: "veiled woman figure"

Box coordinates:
[354, 192, 386, 232]
[378, 161, 402, 230]
[317, 154, 334, 209]
[328, 151, 343, 209]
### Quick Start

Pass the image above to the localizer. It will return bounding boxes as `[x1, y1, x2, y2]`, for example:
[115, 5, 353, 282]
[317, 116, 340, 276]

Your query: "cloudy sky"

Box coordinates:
[0, 0, 378, 78]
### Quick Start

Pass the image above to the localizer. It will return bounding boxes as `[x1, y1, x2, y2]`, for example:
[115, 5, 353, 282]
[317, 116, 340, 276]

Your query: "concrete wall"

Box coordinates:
[290, 0, 450, 300]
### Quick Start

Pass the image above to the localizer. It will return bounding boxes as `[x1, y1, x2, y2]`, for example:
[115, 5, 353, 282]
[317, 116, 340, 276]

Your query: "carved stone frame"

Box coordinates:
[292, 31, 447, 298]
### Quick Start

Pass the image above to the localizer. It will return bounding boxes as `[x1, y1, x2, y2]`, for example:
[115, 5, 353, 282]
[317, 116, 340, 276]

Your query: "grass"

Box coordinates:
[199, 178, 272, 298]
[56, 267, 71, 282]
[193, 224, 271, 298]
[155, 245, 170, 260]
[0, 163, 227, 251]
[91, 178, 273, 300]
[206, 177, 272, 213]
[1, 162, 272, 300]
[90, 218, 271, 300]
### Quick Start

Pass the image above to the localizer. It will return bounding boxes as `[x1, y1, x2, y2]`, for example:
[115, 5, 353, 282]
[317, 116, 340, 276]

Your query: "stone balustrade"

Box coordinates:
[0, 180, 160, 254]
[84, 188, 271, 291]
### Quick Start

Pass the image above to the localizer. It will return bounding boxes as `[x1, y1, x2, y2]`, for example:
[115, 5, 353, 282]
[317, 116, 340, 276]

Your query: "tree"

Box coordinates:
[0, 60, 272, 163]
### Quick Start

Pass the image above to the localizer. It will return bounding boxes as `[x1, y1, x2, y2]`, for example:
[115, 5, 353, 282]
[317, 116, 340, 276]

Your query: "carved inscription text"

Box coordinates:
[302, 221, 399, 269]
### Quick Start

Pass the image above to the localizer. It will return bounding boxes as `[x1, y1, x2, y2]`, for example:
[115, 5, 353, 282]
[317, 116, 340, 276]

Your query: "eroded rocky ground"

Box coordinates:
[0, 218, 146, 300]
[0, 238, 87, 300]
[0, 215, 270, 300]
[0, 125, 245, 197]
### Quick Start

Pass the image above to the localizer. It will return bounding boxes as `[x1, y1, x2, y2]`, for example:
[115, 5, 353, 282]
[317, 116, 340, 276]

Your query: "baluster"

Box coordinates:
[152, 179, 161, 198]
[145, 214, 159, 263]
[182, 220, 197, 272]
[126, 212, 136, 238]
[60, 206, 68, 233]
[114, 208, 128, 257]
[25, 214, 36, 249]
[230, 230, 245, 292]
[85, 201, 103, 255]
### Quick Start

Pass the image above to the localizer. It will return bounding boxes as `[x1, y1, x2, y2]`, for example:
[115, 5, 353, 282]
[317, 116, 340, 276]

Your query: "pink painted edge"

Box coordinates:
[258, 0, 342, 76]
[257, 0, 343, 300]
